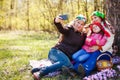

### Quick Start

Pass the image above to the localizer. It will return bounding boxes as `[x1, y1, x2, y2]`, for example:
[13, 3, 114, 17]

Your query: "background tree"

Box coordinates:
[0, 0, 105, 31]
[105, 0, 120, 53]
[26, 0, 29, 30]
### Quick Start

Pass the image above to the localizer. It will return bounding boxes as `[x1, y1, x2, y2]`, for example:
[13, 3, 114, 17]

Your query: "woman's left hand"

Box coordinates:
[96, 40, 99, 45]
[90, 46, 99, 51]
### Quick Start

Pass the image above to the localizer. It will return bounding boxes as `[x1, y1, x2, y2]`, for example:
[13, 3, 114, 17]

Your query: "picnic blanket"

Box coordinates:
[29, 59, 61, 77]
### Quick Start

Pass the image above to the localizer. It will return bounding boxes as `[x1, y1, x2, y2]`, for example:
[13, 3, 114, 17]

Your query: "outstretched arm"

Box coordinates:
[54, 16, 69, 34]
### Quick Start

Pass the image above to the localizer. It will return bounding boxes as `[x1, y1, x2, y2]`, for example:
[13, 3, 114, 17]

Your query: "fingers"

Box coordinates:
[96, 40, 99, 44]
[55, 16, 63, 23]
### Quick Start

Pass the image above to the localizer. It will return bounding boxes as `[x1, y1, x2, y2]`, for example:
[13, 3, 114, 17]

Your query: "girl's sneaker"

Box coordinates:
[62, 66, 77, 77]
[78, 64, 85, 77]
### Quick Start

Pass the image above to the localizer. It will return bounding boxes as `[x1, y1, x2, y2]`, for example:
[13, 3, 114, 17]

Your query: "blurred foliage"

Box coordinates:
[0, 0, 104, 32]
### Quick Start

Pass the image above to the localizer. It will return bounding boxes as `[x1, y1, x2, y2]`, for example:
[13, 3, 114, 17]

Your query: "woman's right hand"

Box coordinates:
[55, 15, 64, 24]
[86, 38, 92, 42]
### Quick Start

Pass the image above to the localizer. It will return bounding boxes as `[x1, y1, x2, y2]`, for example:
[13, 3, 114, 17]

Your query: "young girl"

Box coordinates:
[72, 22, 108, 72]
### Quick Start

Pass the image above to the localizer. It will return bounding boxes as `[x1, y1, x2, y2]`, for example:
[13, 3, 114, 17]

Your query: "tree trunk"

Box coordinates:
[9, 0, 14, 30]
[105, 0, 120, 53]
[77, 0, 80, 14]
[94, 0, 98, 11]
[0, 0, 3, 30]
[27, 0, 30, 30]
[84, 0, 88, 20]
[15, 0, 18, 29]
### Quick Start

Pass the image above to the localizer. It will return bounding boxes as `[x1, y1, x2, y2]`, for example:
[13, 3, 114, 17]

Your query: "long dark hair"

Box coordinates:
[101, 19, 115, 34]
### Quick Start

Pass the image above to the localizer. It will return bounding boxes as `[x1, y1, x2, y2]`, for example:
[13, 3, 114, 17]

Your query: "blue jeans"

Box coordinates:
[40, 48, 73, 75]
[72, 49, 91, 63]
[73, 50, 101, 75]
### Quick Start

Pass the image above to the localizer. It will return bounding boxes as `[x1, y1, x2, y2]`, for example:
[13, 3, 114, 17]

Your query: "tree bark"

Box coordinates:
[105, 0, 120, 53]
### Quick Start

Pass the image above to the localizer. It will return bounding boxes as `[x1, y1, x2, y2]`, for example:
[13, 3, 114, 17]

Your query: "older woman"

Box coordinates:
[31, 14, 87, 80]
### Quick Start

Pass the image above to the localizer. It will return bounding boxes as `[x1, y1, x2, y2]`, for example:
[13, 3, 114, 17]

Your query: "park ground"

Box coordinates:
[0, 30, 120, 80]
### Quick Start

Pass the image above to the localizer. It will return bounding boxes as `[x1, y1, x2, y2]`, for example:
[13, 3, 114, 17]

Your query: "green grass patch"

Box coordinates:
[0, 30, 58, 80]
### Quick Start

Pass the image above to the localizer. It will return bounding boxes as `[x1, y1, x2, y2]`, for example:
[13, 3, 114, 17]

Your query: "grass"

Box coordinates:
[0, 30, 120, 80]
[0, 30, 59, 80]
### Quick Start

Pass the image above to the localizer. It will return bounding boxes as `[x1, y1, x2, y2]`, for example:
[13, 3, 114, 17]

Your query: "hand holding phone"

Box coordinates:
[59, 14, 68, 20]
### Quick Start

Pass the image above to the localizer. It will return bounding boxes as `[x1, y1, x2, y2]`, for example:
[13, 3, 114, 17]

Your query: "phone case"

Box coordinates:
[59, 14, 68, 20]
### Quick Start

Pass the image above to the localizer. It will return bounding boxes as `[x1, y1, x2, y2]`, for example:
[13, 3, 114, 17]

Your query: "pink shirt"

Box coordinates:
[82, 33, 107, 52]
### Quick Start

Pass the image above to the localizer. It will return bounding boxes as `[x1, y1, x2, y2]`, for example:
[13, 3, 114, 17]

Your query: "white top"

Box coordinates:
[100, 22, 115, 54]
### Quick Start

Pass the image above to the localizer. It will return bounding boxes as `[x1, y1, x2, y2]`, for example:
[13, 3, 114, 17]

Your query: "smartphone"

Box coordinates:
[59, 14, 68, 20]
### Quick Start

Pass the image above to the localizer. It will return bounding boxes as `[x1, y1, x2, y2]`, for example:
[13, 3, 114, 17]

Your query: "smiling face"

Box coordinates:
[91, 15, 102, 23]
[92, 24, 101, 33]
[73, 19, 85, 32]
